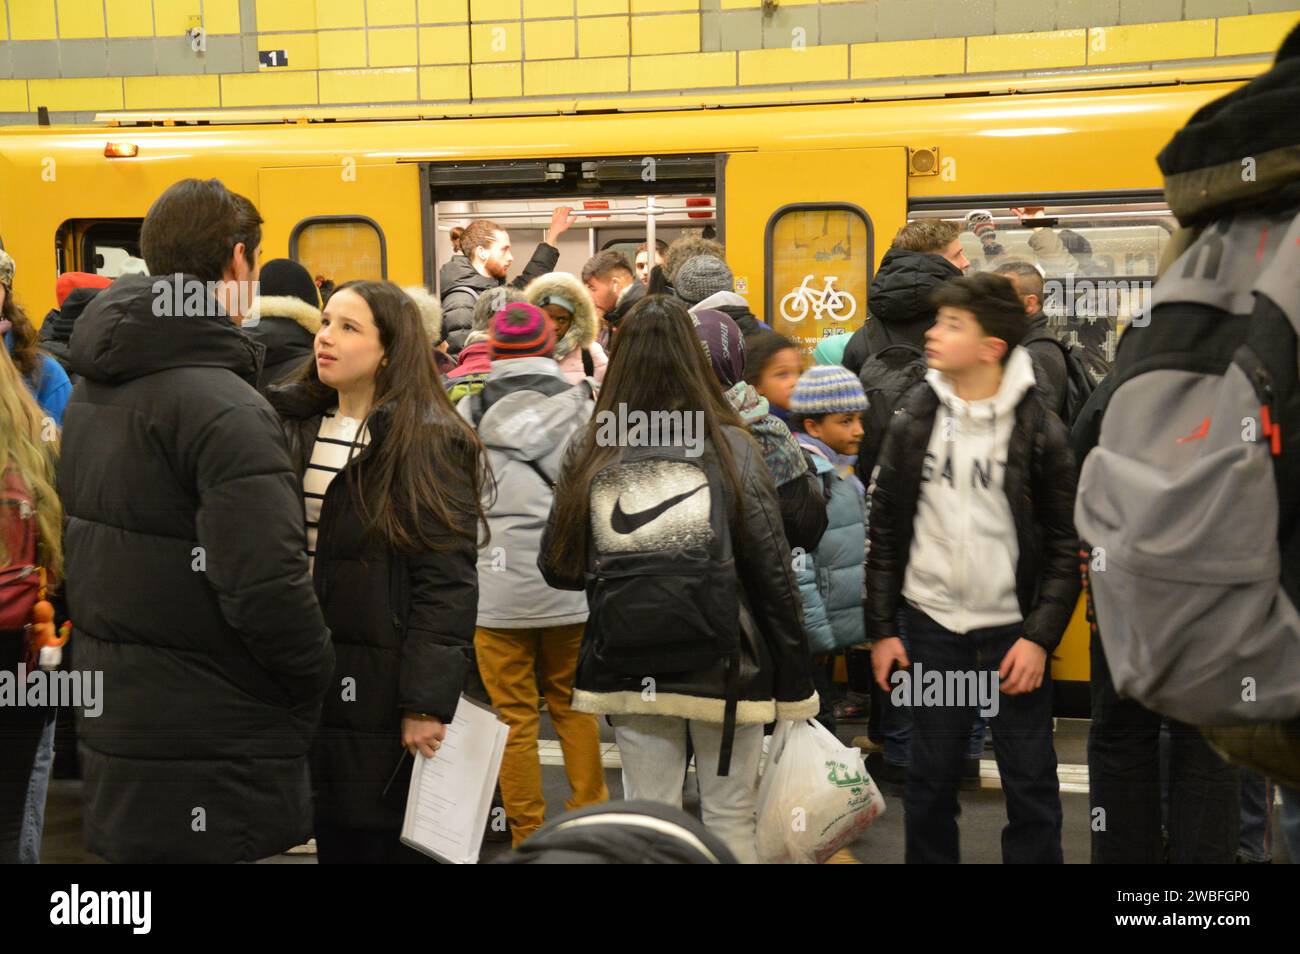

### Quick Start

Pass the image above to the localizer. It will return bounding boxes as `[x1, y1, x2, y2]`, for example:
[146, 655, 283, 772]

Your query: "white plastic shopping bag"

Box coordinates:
[756, 719, 885, 863]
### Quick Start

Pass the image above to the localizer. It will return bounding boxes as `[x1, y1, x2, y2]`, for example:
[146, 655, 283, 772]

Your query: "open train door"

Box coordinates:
[722, 147, 906, 357]
[257, 164, 424, 290]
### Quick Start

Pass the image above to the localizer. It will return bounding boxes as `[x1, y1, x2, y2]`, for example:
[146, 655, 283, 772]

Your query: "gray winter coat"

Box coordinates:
[459, 356, 594, 628]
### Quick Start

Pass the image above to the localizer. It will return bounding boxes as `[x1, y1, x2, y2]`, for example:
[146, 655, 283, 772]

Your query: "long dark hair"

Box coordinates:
[545, 295, 749, 580]
[290, 280, 490, 553]
[2, 293, 41, 379]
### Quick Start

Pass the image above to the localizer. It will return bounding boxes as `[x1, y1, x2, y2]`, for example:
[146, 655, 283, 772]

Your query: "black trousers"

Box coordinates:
[314, 823, 441, 864]
[1087, 630, 1238, 863]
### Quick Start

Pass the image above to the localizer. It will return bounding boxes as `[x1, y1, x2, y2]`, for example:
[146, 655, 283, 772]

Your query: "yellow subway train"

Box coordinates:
[0, 59, 1264, 714]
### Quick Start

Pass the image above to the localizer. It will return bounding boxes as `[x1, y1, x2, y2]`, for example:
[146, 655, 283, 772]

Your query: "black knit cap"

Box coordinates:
[258, 258, 321, 309]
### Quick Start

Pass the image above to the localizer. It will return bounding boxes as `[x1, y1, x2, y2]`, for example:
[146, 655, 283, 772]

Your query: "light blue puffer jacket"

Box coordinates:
[795, 440, 867, 654]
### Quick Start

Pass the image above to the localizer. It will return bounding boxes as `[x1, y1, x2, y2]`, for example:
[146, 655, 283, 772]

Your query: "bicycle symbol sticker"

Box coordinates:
[779, 275, 858, 323]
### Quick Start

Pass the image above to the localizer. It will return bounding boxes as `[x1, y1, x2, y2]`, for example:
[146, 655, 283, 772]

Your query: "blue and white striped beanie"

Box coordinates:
[790, 365, 868, 415]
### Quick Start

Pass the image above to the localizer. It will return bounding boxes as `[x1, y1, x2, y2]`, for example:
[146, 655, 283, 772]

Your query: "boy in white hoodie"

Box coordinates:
[865, 272, 1080, 864]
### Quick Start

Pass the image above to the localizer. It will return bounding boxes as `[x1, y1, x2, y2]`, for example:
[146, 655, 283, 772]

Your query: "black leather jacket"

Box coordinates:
[865, 383, 1081, 652]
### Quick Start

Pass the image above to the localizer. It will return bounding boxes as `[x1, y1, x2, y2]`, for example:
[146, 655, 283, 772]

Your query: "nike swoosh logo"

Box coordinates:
[610, 483, 709, 535]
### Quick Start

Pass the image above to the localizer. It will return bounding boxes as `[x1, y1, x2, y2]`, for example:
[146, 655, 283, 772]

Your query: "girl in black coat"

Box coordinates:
[266, 281, 489, 864]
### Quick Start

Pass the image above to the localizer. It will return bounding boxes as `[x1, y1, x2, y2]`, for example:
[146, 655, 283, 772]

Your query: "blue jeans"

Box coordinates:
[880, 613, 984, 766]
[1237, 769, 1272, 863]
[1280, 786, 1300, 863]
[1, 710, 55, 864]
[903, 605, 1062, 864]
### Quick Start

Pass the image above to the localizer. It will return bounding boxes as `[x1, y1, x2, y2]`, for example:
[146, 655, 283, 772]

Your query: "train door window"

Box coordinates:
[290, 217, 387, 289]
[765, 204, 873, 353]
[908, 197, 1175, 381]
[79, 220, 144, 277]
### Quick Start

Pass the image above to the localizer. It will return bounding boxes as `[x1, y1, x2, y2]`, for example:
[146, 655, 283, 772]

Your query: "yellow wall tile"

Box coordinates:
[0, 1, 6, 42]
[254, 0, 312, 33]
[319, 29, 368, 68]
[524, 55, 626, 94]
[851, 37, 964, 79]
[631, 50, 732, 90]
[57, 0, 107, 38]
[524, 0, 573, 16]
[1217, 11, 1300, 57]
[525, 19, 576, 59]
[631, 13, 698, 55]
[418, 0, 467, 22]
[1088, 20, 1214, 65]
[105, 0, 152, 37]
[28, 77, 123, 111]
[630, 0, 696, 11]
[420, 25, 471, 64]
[578, 15, 627, 56]
[155, 0, 202, 36]
[204, 0, 241, 33]
[720, 0, 759, 8]
[578, 0, 626, 13]
[258, 33, 321, 70]
[11, 0, 58, 40]
[316, 0, 365, 29]
[221, 70, 318, 107]
[0, 81, 29, 112]
[124, 74, 220, 108]
[471, 0, 520, 20]
[419, 64, 470, 100]
[369, 26, 418, 65]
[471, 61, 522, 97]
[320, 66, 418, 103]
[966, 29, 1085, 72]
[738, 44, 847, 85]
[367, 0, 416, 26]
[472, 22, 522, 61]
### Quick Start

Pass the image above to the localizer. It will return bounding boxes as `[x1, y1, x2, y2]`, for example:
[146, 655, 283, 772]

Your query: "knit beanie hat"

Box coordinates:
[674, 255, 733, 305]
[0, 248, 14, 291]
[490, 302, 556, 359]
[790, 365, 869, 416]
[258, 258, 322, 309]
[56, 271, 112, 307]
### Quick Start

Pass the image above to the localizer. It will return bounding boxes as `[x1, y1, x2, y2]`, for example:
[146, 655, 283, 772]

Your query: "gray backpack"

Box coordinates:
[1075, 207, 1300, 726]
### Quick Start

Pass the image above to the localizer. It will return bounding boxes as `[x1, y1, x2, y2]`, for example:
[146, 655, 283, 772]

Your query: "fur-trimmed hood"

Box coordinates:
[403, 285, 443, 345]
[246, 295, 321, 334]
[524, 271, 596, 360]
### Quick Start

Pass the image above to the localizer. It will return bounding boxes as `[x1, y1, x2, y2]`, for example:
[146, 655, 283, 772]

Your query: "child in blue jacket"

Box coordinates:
[788, 365, 869, 732]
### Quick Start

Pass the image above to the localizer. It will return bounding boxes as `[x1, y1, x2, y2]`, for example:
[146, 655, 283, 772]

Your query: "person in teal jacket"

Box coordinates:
[788, 365, 869, 732]
[0, 250, 72, 426]
[812, 332, 852, 367]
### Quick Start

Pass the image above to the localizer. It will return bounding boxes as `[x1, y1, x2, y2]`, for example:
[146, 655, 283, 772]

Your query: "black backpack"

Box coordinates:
[587, 446, 743, 774]
[1021, 327, 1096, 428]
[855, 332, 928, 486]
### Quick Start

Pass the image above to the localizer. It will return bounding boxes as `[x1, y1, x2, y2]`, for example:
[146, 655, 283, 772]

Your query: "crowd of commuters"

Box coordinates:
[2, 30, 1299, 864]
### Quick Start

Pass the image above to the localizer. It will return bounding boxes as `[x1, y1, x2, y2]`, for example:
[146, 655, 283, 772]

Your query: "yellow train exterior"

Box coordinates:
[0, 60, 1264, 714]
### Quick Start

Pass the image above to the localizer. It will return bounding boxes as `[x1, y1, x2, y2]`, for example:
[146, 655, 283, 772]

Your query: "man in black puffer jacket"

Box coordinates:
[866, 273, 1078, 865]
[841, 219, 969, 375]
[59, 179, 334, 863]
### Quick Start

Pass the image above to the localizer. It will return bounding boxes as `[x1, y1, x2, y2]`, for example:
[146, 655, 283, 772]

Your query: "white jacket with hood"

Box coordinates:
[902, 346, 1038, 634]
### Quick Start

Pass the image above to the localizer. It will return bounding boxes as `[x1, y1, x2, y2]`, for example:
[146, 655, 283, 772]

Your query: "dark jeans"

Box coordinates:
[315, 824, 440, 864]
[812, 655, 837, 735]
[1238, 769, 1272, 862]
[903, 605, 1062, 864]
[1087, 630, 1239, 863]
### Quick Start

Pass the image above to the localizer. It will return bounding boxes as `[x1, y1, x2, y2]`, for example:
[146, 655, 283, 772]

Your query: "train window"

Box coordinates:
[764, 203, 873, 354]
[908, 199, 1175, 381]
[80, 220, 145, 277]
[290, 216, 387, 286]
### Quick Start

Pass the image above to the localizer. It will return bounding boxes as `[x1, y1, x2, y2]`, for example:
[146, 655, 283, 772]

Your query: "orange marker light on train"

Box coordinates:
[104, 142, 139, 158]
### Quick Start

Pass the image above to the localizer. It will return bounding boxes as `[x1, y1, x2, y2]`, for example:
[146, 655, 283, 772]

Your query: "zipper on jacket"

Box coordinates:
[1243, 352, 1281, 456]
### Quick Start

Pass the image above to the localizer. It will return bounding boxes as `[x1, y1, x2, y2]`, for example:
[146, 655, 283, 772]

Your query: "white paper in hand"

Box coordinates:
[400, 694, 509, 864]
